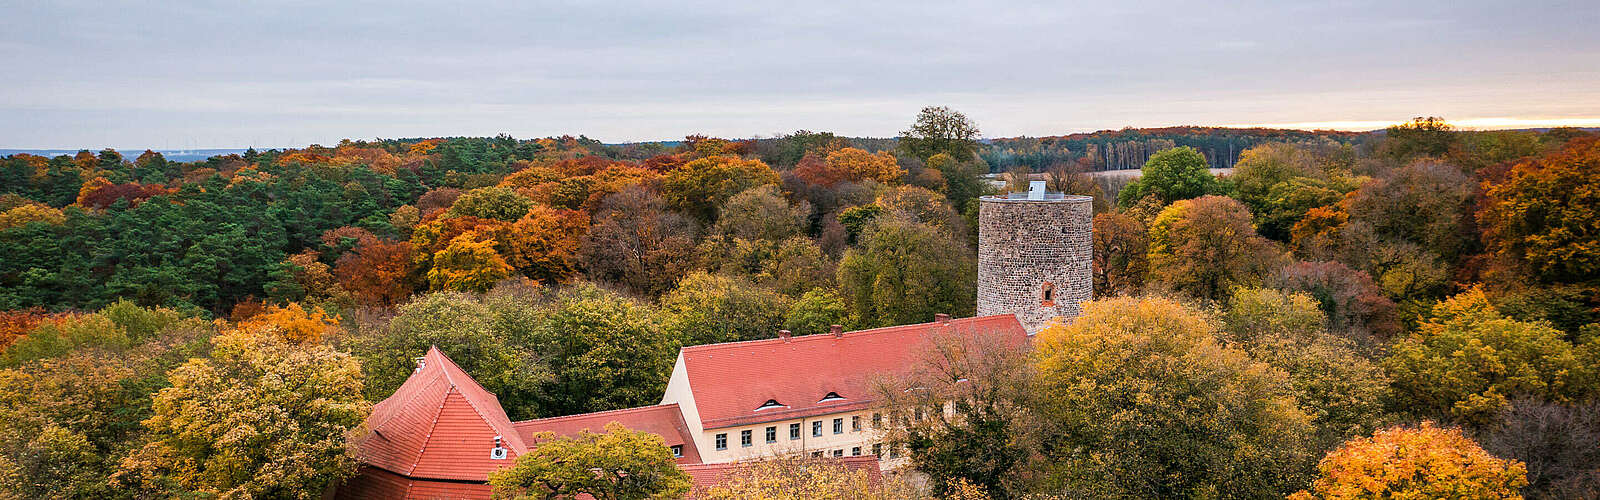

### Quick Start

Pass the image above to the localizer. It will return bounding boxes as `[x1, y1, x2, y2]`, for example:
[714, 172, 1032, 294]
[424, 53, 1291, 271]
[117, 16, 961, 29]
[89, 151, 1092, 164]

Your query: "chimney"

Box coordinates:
[778, 329, 792, 341]
[830, 324, 844, 338]
[935, 313, 951, 325]
[413, 355, 427, 373]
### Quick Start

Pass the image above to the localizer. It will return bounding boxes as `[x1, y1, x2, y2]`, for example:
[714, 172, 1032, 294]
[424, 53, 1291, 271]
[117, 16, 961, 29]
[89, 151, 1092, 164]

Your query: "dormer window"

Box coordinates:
[755, 399, 787, 411]
[819, 392, 846, 402]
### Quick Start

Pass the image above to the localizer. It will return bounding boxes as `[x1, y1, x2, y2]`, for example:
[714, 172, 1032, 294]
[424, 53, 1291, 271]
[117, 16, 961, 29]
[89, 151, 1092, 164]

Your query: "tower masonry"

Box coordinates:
[976, 181, 1094, 334]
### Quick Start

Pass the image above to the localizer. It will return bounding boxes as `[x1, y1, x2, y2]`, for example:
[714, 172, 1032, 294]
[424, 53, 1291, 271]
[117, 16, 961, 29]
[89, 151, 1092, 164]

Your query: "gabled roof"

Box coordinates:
[335, 466, 493, 500]
[357, 346, 527, 482]
[512, 403, 703, 464]
[680, 314, 1028, 429]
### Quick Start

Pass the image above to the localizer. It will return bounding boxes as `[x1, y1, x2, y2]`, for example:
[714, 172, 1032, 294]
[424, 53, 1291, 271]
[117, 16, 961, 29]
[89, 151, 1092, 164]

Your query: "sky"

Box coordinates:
[2, 0, 1598, 149]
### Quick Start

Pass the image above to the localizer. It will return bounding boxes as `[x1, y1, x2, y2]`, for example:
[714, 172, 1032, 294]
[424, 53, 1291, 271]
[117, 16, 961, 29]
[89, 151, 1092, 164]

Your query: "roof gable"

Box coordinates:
[680, 314, 1027, 429]
[358, 346, 526, 481]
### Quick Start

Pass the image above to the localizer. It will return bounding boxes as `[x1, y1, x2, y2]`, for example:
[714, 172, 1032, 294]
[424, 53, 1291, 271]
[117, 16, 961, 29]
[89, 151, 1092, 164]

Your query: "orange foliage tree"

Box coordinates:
[1291, 422, 1527, 500]
[333, 239, 416, 307]
[237, 302, 337, 344]
[504, 206, 589, 284]
[1479, 136, 1600, 283]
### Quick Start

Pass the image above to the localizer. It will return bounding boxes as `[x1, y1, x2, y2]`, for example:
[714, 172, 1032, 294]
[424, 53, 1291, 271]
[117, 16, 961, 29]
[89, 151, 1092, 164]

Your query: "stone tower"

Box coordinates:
[976, 181, 1093, 334]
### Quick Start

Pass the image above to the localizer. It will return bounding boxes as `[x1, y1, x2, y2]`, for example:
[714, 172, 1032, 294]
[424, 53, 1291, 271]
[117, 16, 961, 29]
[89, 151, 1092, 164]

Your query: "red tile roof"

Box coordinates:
[335, 466, 493, 500]
[356, 346, 526, 482]
[680, 314, 1027, 429]
[512, 403, 703, 464]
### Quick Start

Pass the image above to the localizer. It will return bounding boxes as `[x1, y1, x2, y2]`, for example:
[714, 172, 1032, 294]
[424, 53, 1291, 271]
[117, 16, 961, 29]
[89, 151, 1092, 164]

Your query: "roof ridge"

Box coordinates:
[512, 403, 678, 426]
[410, 384, 454, 475]
[681, 314, 1011, 353]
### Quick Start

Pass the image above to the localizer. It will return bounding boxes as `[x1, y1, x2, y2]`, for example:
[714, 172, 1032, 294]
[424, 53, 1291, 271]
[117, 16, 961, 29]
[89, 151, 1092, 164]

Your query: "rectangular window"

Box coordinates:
[812, 421, 822, 437]
[914, 408, 923, 421]
[832, 418, 843, 434]
[740, 429, 752, 447]
[789, 423, 800, 440]
[671, 445, 683, 458]
[765, 426, 777, 443]
[851, 415, 861, 431]
[872, 412, 882, 428]
[872, 443, 882, 456]
[851, 446, 861, 456]
[811, 451, 823, 458]
[832, 449, 844, 457]
[715, 433, 727, 451]
[890, 445, 901, 459]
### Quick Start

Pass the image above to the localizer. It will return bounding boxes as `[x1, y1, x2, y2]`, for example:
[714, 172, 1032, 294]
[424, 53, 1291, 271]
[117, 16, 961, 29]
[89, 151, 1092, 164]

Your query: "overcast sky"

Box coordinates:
[3, 0, 1598, 149]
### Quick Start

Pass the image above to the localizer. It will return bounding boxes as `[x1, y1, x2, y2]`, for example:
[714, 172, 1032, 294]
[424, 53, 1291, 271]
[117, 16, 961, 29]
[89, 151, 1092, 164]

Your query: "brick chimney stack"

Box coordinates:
[934, 313, 951, 325]
[830, 324, 843, 337]
[778, 329, 792, 341]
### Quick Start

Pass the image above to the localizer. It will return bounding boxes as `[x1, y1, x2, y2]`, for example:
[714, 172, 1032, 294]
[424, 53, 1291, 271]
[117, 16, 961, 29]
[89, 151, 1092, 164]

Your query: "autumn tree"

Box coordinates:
[875, 325, 1034, 499]
[1480, 400, 1600, 499]
[236, 302, 336, 344]
[1116, 146, 1218, 206]
[1091, 211, 1147, 296]
[1220, 287, 1391, 448]
[1384, 287, 1598, 427]
[698, 456, 912, 500]
[837, 216, 976, 327]
[899, 106, 981, 161]
[1146, 195, 1286, 301]
[1381, 116, 1458, 161]
[1478, 136, 1600, 284]
[505, 205, 588, 284]
[924, 153, 988, 213]
[1268, 260, 1400, 341]
[0, 203, 66, 230]
[119, 329, 369, 498]
[1290, 422, 1526, 500]
[489, 422, 690, 500]
[1032, 296, 1314, 498]
[1345, 159, 1472, 265]
[426, 234, 513, 292]
[332, 238, 416, 307]
[583, 186, 700, 296]
[825, 147, 906, 184]
[660, 155, 780, 222]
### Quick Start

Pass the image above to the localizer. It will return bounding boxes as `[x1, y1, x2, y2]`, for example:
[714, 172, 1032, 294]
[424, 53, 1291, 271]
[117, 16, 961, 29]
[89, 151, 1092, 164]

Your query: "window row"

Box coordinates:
[713, 412, 885, 451]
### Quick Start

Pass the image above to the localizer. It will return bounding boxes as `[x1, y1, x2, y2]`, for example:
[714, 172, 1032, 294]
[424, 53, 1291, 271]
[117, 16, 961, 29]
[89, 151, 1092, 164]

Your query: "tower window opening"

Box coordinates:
[1041, 282, 1055, 306]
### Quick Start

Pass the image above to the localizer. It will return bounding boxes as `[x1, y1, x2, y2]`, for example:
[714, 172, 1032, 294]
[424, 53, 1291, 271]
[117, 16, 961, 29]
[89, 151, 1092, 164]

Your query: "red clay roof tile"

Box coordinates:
[512, 403, 703, 464]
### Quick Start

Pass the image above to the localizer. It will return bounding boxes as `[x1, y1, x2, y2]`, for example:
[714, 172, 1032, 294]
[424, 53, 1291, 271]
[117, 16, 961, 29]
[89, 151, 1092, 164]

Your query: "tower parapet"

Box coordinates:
[976, 181, 1093, 334]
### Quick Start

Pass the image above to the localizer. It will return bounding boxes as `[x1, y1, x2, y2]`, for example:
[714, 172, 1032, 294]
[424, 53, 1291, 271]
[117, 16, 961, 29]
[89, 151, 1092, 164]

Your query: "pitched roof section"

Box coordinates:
[335, 466, 494, 500]
[357, 346, 527, 482]
[680, 314, 1028, 429]
[512, 403, 702, 464]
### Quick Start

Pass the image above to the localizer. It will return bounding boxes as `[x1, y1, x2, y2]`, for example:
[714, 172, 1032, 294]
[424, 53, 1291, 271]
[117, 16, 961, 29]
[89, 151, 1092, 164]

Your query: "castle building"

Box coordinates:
[976, 181, 1094, 334]
[337, 183, 1091, 498]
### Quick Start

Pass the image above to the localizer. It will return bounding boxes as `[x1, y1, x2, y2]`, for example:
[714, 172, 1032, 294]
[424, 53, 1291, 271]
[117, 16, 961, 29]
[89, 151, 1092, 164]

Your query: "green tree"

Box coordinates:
[1032, 296, 1315, 498]
[119, 329, 369, 499]
[346, 290, 552, 419]
[1381, 116, 1458, 161]
[782, 288, 850, 336]
[1116, 146, 1218, 206]
[925, 153, 989, 213]
[530, 284, 679, 415]
[659, 272, 790, 345]
[899, 106, 981, 161]
[489, 422, 690, 500]
[837, 216, 975, 327]
[445, 186, 535, 222]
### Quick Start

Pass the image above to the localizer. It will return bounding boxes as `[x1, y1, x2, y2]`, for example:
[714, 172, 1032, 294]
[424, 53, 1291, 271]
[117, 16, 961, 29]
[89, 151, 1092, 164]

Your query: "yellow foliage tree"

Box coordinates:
[426, 234, 512, 292]
[1290, 422, 1527, 500]
[825, 147, 905, 184]
[0, 203, 66, 230]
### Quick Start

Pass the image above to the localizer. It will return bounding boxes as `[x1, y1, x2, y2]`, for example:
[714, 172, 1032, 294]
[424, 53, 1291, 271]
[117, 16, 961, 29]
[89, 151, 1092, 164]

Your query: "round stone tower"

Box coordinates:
[976, 181, 1093, 334]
